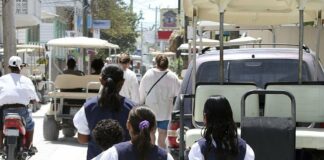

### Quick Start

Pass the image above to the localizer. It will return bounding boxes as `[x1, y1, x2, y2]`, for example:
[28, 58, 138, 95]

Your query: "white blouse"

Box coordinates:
[92, 146, 174, 160]
[188, 138, 255, 160]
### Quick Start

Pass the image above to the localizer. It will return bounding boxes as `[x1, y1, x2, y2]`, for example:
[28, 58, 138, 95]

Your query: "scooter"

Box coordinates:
[1, 112, 36, 160]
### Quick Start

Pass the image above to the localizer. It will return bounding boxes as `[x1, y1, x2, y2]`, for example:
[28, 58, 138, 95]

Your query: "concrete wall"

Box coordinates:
[40, 23, 54, 44]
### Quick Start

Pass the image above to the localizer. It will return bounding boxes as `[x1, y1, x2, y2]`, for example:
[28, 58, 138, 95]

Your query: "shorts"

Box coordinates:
[0, 106, 34, 131]
[157, 120, 169, 130]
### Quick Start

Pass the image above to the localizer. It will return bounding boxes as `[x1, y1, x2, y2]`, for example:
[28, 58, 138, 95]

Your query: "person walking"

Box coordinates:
[118, 53, 140, 105]
[73, 64, 134, 160]
[139, 54, 181, 149]
[188, 96, 255, 160]
[93, 106, 174, 160]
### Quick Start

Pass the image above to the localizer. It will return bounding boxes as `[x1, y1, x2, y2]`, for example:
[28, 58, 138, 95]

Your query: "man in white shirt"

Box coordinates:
[0, 56, 39, 151]
[118, 53, 140, 104]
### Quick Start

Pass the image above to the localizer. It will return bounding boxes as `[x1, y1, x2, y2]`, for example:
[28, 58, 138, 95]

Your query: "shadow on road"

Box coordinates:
[44, 137, 86, 147]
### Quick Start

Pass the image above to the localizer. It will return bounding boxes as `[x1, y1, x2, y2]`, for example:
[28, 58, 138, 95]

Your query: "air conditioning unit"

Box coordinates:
[65, 31, 76, 37]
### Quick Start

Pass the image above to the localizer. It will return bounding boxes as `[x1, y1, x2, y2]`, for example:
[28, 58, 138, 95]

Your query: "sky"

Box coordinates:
[125, 0, 178, 29]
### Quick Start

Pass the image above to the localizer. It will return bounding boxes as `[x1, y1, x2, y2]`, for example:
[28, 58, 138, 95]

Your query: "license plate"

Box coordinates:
[5, 129, 19, 136]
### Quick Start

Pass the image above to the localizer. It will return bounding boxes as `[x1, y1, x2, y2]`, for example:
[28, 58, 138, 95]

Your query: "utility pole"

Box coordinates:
[155, 6, 158, 50]
[140, 22, 144, 68]
[141, 22, 143, 52]
[2, 0, 17, 74]
[82, 0, 88, 72]
[83, 0, 88, 37]
[149, 5, 159, 50]
[130, 0, 133, 13]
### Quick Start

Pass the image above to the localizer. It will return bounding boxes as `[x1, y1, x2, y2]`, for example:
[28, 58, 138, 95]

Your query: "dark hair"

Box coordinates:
[155, 54, 168, 70]
[119, 53, 131, 64]
[203, 95, 239, 159]
[91, 58, 104, 75]
[9, 66, 20, 73]
[92, 119, 123, 150]
[67, 58, 76, 69]
[99, 64, 124, 111]
[128, 107, 156, 160]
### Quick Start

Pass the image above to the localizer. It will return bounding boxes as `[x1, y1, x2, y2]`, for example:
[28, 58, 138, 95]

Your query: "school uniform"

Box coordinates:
[73, 96, 134, 160]
[188, 137, 255, 160]
[92, 141, 174, 160]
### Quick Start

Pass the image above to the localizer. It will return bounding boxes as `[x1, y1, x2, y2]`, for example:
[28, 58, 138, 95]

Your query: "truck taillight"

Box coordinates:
[167, 120, 180, 148]
[319, 123, 324, 128]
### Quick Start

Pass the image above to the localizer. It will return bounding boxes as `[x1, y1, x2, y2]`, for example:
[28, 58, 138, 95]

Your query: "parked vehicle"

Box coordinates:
[43, 37, 118, 141]
[167, 47, 324, 158]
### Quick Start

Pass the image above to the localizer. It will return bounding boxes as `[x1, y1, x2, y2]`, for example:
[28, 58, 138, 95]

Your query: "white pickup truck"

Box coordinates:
[168, 48, 324, 159]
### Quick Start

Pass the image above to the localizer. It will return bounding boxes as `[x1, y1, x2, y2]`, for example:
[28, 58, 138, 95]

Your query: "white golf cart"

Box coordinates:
[43, 36, 119, 141]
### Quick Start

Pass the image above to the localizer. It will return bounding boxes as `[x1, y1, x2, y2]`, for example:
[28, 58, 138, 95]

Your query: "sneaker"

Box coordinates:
[27, 146, 37, 156]
[0, 146, 4, 155]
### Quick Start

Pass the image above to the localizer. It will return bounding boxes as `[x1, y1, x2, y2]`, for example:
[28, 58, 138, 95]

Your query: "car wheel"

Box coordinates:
[43, 115, 59, 141]
[62, 128, 76, 137]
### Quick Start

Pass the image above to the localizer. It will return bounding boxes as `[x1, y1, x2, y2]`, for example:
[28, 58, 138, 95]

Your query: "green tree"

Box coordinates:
[92, 0, 141, 54]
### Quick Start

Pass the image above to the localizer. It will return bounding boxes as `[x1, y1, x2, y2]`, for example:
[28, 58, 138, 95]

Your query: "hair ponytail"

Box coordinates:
[203, 96, 239, 159]
[133, 120, 151, 160]
[155, 54, 168, 70]
[128, 107, 156, 160]
[99, 65, 124, 111]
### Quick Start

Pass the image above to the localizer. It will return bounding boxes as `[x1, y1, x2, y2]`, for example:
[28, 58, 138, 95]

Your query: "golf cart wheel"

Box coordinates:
[62, 128, 76, 137]
[43, 115, 59, 141]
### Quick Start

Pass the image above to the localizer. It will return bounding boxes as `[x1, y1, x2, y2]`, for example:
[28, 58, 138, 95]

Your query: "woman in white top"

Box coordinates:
[188, 96, 255, 160]
[139, 54, 181, 149]
[92, 106, 174, 160]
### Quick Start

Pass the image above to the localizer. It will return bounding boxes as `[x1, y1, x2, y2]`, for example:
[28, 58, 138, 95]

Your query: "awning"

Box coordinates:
[47, 37, 119, 49]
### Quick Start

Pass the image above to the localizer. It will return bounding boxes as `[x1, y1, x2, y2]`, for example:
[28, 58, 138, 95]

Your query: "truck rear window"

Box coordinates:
[197, 59, 311, 88]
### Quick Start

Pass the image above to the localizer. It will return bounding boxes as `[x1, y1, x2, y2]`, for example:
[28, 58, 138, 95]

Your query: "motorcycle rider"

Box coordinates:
[0, 56, 39, 152]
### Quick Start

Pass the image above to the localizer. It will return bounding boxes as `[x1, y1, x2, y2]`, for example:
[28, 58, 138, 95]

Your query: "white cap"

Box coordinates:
[8, 56, 22, 70]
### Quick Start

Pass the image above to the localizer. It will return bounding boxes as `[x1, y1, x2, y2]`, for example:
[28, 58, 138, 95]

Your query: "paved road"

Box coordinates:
[29, 103, 87, 160]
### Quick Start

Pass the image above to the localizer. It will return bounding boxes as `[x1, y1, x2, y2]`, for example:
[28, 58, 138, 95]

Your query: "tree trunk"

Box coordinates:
[2, 0, 17, 74]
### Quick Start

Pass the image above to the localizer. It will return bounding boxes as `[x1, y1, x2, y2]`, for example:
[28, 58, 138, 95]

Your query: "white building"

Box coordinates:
[0, 0, 42, 43]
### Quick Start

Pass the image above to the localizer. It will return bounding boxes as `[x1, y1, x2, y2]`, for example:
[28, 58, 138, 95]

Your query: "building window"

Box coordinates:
[16, 0, 28, 14]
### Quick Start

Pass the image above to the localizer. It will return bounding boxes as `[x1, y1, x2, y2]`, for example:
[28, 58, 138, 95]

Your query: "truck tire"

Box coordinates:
[62, 128, 76, 137]
[43, 115, 59, 141]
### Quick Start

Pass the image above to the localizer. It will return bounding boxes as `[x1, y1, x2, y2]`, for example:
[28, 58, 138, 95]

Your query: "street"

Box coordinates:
[29, 103, 87, 160]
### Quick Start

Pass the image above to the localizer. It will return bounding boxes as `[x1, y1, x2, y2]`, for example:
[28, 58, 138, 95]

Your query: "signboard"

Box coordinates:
[93, 28, 100, 39]
[93, 20, 111, 29]
[134, 49, 142, 56]
[158, 31, 173, 40]
[77, 15, 92, 29]
[160, 8, 178, 29]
